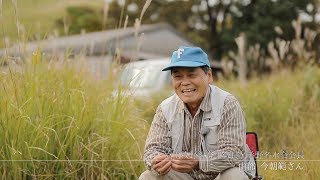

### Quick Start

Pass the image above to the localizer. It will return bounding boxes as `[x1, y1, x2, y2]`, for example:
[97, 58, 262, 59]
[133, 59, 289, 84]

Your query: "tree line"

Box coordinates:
[55, 0, 319, 80]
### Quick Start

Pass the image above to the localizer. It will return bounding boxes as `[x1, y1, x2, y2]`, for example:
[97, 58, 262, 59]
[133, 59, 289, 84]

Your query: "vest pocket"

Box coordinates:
[203, 119, 220, 151]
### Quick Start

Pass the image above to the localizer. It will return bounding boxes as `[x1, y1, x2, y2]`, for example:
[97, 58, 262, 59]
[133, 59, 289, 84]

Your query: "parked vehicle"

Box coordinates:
[119, 58, 172, 97]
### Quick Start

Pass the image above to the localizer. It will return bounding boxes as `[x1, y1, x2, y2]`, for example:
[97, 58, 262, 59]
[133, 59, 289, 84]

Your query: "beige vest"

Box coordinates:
[161, 85, 229, 154]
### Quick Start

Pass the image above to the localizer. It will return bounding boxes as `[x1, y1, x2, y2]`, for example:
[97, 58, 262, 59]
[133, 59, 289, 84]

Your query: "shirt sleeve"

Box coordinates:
[198, 95, 246, 173]
[143, 105, 172, 170]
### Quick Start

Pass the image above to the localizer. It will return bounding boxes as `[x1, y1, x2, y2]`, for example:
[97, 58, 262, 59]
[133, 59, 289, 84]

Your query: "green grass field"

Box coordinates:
[0, 0, 104, 47]
[1, 56, 319, 179]
[0, 58, 148, 178]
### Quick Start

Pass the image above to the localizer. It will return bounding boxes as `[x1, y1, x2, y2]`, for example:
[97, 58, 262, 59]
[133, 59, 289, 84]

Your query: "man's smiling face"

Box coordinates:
[171, 67, 212, 108]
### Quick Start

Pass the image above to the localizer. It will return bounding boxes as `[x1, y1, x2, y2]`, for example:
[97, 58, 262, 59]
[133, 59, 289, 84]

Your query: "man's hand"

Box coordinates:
[151, 154, 172, 175]
[171, 154, 199, 173]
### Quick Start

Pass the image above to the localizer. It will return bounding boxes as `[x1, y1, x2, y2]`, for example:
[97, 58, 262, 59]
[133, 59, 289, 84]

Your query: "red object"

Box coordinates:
[246, 132, 258, 157]
[246, 132, 262, 180]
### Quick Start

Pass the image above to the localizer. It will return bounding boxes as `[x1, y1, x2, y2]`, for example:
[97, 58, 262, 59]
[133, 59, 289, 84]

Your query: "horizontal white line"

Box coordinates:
[256, 160, 320, 162]
[0, 160, 320, 162]
[0, 160, 144, 162]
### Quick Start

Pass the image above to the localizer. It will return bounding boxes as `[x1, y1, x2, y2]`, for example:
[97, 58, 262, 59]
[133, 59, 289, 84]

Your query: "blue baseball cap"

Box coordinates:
[162, 46, 210, 71]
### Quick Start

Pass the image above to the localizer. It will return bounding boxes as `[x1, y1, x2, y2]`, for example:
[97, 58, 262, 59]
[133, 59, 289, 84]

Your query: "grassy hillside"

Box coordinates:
[0, 0, 103, 47]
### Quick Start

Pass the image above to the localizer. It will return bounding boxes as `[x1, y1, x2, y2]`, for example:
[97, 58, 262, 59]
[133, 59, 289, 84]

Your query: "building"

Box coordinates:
[0, 23, 221, 79]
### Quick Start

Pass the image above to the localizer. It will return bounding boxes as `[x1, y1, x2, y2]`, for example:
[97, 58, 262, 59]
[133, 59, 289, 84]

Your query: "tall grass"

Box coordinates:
[217, 66, 320, 179]
[0, 0, 154, 178]
[1, 60, 319, 179]
[0, 55, 148, 179]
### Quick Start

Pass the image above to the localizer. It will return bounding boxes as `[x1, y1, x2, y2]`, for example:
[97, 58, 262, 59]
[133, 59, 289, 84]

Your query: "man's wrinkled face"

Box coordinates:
[171, 67, 212, 108]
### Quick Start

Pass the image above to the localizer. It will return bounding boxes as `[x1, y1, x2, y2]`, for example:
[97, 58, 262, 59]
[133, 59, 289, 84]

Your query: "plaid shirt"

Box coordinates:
[144, 87, 247, 180]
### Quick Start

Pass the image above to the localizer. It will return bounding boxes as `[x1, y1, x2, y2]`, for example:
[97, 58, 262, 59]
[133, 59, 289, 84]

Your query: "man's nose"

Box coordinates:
[181, 77, 191, 86]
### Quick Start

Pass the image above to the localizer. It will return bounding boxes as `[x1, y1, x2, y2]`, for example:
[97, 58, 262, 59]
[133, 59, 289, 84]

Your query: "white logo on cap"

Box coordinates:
[177, 48, 184, 59]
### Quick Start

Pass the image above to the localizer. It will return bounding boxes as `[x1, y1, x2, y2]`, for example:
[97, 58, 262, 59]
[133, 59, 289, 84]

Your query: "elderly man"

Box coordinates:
[139, 46, 255, 180]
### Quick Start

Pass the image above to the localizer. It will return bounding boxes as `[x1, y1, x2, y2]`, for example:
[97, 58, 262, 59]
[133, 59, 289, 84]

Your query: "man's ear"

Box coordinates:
[208, 69, 213, 83]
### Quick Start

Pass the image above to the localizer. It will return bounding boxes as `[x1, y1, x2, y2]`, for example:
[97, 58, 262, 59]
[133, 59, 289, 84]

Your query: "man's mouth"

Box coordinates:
[182, 89, 196, 93]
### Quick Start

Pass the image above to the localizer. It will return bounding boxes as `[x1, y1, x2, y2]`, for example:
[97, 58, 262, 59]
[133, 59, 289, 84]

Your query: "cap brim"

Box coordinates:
[162, 61, 208, 71]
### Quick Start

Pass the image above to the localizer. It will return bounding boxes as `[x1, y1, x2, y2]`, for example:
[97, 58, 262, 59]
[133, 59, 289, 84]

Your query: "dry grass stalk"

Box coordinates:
[234, 33, 247, 84]
[4, 36, 10, 48]
[102, 1, 109, 29]
[133, 18, 142, 61]
[0, 0, 2, 17]
[247, 43, 263, 76]
[132, 0, 152, 61]
[277, 39, 290, 61]
[291, 39, 304, 60]
[268, 42, 279, 67]
[134, 18, 141, 40]
[139, 0, 152, 22]
[267, 39, 290, 70]
[304, 27, 317, 49]
[220, 57, 234, 77]
[274, 26, 283, 35]
[11, 0, 19, 35]
[292, 19, 302, 40]
[123, 15, 129, 30]
[63, 15, 69, 35]
[291, 18, 315, 63]
[251, 44, 261, 62]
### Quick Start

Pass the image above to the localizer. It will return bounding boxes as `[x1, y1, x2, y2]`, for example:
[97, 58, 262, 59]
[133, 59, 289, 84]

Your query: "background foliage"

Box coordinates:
[53, 0, 317, 59]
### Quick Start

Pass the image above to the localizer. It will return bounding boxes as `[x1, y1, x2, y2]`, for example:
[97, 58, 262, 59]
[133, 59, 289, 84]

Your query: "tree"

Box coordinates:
[55, 0, 316, 60]
[150, 0, 313, 60]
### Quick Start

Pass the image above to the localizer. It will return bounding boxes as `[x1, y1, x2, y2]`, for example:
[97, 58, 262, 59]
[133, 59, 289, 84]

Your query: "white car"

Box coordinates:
[119, 58, 172, 97]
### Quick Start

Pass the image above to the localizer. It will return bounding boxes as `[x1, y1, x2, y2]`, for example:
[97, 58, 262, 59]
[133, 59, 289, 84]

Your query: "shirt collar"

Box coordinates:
[199, 87, 212, 112]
